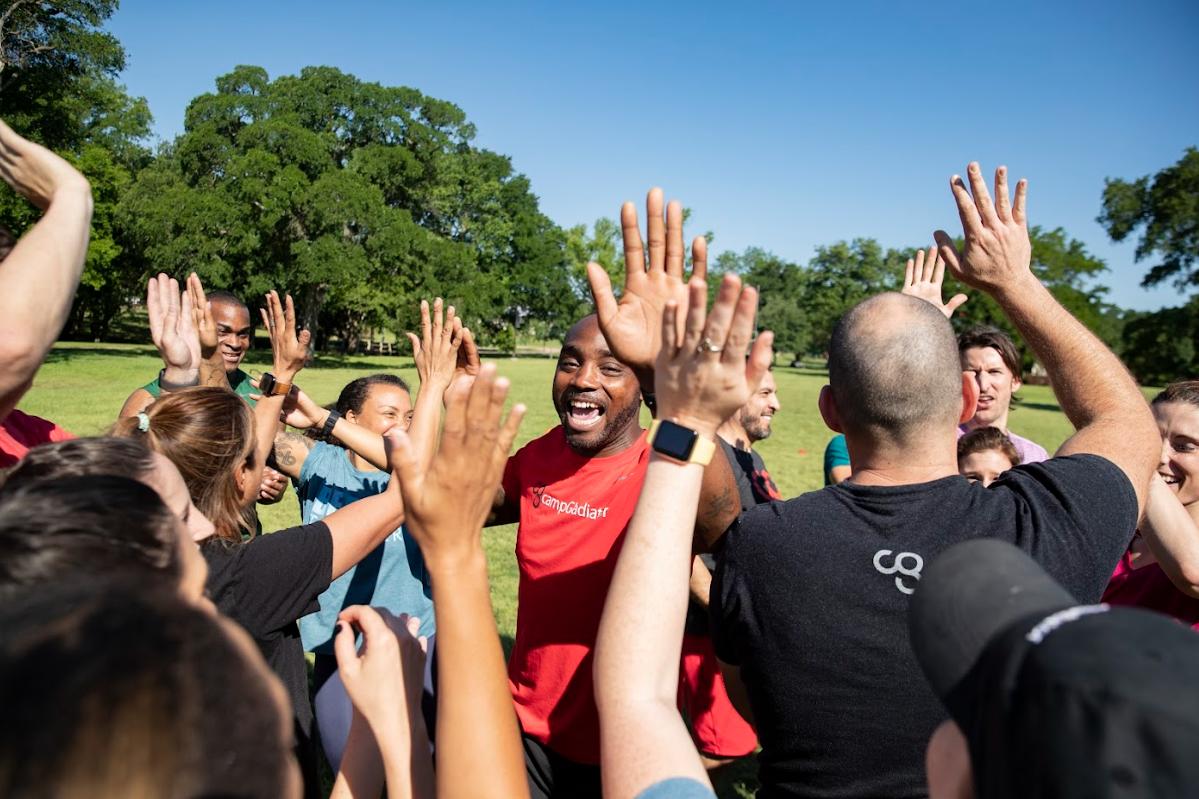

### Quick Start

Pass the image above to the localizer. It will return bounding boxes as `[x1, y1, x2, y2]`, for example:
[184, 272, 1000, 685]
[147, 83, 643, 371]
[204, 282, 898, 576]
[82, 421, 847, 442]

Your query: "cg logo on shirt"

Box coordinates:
[873, 550, 924, 595]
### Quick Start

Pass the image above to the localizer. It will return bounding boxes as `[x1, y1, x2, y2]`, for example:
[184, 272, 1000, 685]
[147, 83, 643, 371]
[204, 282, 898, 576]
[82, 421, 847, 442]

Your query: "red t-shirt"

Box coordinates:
[0, 409, 73, 469]
[1103, 545, 1199, 631]
[502, 426, 650, 764]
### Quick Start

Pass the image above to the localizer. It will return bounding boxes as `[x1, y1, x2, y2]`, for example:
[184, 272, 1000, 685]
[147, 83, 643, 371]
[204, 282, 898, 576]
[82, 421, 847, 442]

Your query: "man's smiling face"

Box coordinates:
[212, 300, 253, 373]
[552, 316, 643, 457]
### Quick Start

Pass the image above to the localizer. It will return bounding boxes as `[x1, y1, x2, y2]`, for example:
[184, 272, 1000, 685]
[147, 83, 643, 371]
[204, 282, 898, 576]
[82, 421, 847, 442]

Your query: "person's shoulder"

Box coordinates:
[1007, 430, 1050, 463]
[513, 425, 566, 457]
[994, 453, 1136, 507]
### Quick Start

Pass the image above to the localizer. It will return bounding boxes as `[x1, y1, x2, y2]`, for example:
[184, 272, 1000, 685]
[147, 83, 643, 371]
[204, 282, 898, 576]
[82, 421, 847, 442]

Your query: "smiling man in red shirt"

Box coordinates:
[490, 189, 741, 799]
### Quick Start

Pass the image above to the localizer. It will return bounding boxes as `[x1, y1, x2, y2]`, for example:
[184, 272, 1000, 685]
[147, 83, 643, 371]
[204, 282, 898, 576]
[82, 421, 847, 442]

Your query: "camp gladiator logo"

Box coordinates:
[531, 485, 609, 520]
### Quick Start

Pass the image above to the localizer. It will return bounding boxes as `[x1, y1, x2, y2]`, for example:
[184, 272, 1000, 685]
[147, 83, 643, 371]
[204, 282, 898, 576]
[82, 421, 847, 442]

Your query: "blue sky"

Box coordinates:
[107, 0, 1198, 311]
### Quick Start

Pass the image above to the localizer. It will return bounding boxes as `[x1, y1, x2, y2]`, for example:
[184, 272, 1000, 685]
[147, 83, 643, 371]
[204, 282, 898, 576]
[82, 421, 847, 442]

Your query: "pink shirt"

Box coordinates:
[1103, 547, 1199, 631]
[957, 424, 1049, 464]
[0, 409, 73, 469]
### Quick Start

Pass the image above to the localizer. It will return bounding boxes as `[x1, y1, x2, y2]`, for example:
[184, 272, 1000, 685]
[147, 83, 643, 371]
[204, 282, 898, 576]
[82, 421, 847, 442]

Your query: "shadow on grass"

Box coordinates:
[1015, 401, 1064, 413]
[44, 345, 159, 362]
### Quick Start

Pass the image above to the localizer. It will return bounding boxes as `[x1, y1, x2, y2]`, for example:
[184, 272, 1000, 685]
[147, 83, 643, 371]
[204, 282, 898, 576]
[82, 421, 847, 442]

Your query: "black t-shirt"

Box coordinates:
[202, 522, 333, 796]
[685, 440, 781, 635]
[710, 455, 1137, 799]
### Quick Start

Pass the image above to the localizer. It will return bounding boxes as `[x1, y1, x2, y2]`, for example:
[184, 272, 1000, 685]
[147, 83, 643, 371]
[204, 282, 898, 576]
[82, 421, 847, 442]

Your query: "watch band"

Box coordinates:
[319, 409, 342, 441]
[647, 419, 715, 466]
[260, 373, 293, 397]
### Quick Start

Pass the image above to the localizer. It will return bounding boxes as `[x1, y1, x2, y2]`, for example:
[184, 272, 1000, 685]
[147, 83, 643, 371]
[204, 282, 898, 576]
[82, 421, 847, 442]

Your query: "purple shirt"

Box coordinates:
[957, 424, 1050, 464]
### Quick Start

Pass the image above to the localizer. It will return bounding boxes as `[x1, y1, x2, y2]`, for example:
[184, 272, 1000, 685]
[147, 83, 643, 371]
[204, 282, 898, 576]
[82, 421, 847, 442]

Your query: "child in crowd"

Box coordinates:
[957, 427, 1022, 487]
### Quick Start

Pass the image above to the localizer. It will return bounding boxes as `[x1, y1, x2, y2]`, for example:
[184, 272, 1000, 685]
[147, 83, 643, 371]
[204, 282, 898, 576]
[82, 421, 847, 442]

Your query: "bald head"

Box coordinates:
[828, 293, 962, 439]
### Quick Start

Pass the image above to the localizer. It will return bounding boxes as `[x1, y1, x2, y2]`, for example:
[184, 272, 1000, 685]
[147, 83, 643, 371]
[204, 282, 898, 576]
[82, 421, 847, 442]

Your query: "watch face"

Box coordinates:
[653, 420, 697, 461]
[259, 373, 277, 395]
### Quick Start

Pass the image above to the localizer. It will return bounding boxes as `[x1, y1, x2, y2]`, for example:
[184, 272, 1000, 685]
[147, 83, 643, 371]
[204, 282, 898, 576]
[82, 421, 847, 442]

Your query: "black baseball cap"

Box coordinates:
[909, 539, 1199, 798]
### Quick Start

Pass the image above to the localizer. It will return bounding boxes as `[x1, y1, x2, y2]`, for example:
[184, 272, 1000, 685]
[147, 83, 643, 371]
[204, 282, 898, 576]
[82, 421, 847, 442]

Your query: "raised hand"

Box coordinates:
[656, 274, 774, 438]
[901, 247, 968, 318]
[405, 297, 462, 394]
[277, 385, 328, 430]
[186, 272, 219, 361]
[586, 188, 707, 384]
[334, 607, 428, 738]
[147, 273, 200, 375]
[386, 362, 524, 568]
[0, 118, 90, 210]
[260, 290, 311, 382]
[934, 163, 1032, 295]
[448, 323, 481, 402]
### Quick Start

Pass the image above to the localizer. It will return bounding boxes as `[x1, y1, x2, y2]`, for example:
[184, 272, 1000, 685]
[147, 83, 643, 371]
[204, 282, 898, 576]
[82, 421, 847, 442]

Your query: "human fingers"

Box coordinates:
[385, 429, 423, 497]
[338, 605, 394, 651]
[933, 230, 965, 279]
[994, 166, 1012, 223]
[333, 617, 362, 678]
[645, 188, 665, 273]
[914, 248, 931, 283]
[690, 235, 708, 283]
[966, 162, 999, 228]
[441, 305, 457, 351]
[661, 299, 681, 357]
[931, 251, 946, 286]
[721, 284, 759, 368]
[680, 278, 708, 353]
[949, 173, 983, 240]
[945, 294, 969, 315]
[587, 262, 619, 324]
[163, 278, 181, 331]
[620, 201, 646, 281]
[431, 297, 444, 344]
[463, 363, 500, 438]
[459, 326, 479, 372]
[665, 199, 684, 278]
[283, 294, 297, 337]
[494, 403, 526, 474]
[745, 330, 775, 393]
[702, 274, 743, 352]
[1013, 178, 1028, 227]
[147, 276, 165, 339]
[904, 257, 916, 289]
[419, 299, 432, 349]
[406, 332, 422, 359]
[477, 375, 510, 445]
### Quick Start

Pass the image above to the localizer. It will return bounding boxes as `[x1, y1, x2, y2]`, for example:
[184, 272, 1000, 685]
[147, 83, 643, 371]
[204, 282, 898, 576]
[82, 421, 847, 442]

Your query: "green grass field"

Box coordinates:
[17, 341, 1102, 797]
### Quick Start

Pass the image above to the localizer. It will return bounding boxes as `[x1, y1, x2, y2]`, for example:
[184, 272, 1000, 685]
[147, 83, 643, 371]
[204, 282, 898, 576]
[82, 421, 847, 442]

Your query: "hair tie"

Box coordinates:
[136, 412, 151, 433]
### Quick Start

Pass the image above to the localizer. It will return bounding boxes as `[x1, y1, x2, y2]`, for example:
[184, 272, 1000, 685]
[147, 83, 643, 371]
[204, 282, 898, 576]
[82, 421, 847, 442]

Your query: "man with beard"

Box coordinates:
[491, 189, 741, 799]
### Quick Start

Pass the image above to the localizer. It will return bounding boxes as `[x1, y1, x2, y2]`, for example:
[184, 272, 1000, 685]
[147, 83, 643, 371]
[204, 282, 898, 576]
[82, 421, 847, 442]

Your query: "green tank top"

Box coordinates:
[142, 368, 258, 406]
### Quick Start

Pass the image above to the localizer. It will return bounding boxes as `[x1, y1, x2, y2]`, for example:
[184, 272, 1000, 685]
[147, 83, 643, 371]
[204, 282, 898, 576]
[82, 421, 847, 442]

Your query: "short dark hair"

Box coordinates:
[958, 326, 1022, 378]
[828, 294, 962, 439]
[205, 289, 248, 312]
[0, 579, 292, 797]
[336, 374, 411, 416]
[957, 427, 1022, 467]
[1153, 380, 1199, 409]
[0, 437, 155, 491]
[0, 475, 181, 602]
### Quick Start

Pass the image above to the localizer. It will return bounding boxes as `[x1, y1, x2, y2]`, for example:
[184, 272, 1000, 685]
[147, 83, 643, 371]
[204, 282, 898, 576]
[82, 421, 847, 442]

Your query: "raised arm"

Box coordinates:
[595, 274, 773, 799]
[0, 120, 92, 419]
[405, 297, 465, 474]
[251, 290, 311, 490]
[586, 188, 743, 551]
[935, 163, 1158, 512]
[273, 387, 387, 478]
[334, 608, 434, 799]
[388, 363, 528, 799]
[1138, 474, 1199, 598]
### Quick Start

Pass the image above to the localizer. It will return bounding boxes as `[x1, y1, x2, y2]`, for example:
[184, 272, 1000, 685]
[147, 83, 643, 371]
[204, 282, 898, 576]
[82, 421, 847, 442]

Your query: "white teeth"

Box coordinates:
[570, 401, 599, 410]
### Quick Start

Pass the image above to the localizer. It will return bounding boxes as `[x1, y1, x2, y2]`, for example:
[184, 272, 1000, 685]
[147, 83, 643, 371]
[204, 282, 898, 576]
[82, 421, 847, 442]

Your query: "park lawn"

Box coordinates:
[19, 342, 1129, 798]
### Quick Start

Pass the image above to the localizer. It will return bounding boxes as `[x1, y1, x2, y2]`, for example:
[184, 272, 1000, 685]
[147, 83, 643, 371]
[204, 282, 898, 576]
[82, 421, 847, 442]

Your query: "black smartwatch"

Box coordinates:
[647, 419, 715, 466]
[319, 409, 342, 441]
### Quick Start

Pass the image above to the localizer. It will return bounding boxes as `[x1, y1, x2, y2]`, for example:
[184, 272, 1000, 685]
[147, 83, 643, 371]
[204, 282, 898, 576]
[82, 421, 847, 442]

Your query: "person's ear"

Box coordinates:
[959, 372, 980, 424]
[1011, 373, 1023, 394]
[818, 386, 843, 433]
[233, 456, 255, 498]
